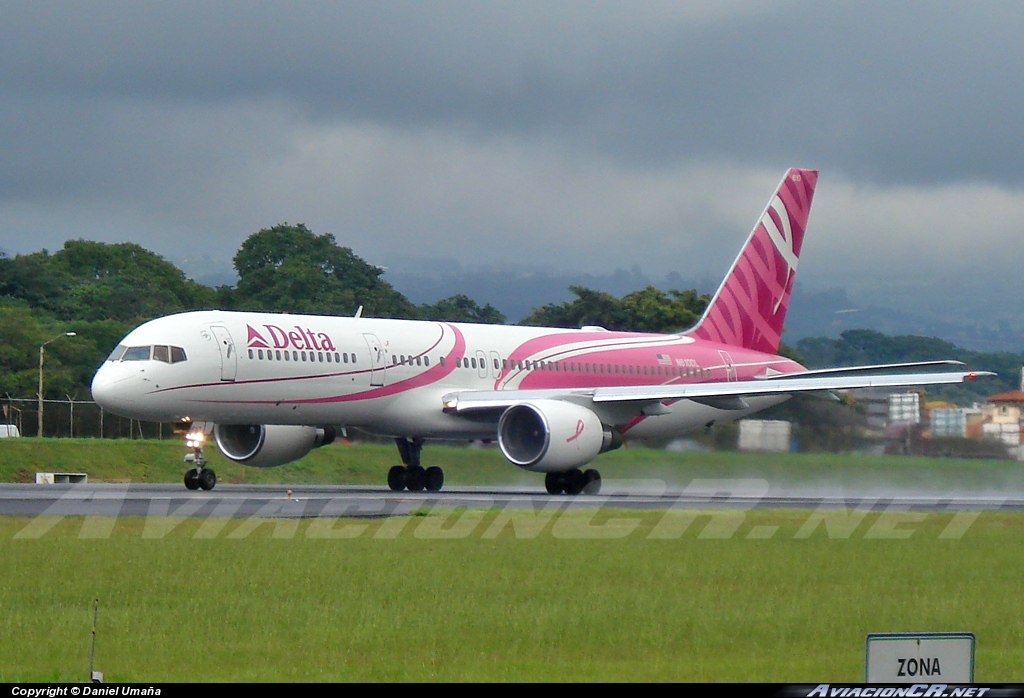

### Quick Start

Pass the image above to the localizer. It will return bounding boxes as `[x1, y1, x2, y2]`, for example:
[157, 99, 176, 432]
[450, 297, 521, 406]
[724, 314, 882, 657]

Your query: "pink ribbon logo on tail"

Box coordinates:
[566, 419, 585, 443]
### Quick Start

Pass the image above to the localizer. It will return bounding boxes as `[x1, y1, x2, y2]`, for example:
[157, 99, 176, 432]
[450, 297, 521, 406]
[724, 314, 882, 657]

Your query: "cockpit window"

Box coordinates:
[114, 344, 187, 363]
[121, 346, 151, 361]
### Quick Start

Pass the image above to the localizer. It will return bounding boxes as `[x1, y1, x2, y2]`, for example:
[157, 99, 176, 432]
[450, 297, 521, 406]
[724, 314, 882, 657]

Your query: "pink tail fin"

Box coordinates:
[689, 168, 818, 354]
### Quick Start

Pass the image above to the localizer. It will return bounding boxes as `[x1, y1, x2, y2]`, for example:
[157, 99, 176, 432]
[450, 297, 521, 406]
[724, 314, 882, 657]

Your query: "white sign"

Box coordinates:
[865, 632, 975, 683]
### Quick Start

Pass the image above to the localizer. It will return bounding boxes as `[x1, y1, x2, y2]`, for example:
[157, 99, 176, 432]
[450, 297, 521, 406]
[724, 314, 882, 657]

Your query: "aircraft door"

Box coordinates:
[210, 325, 237, 381]
[489, 350, 501, 380]
[476, 350, 488, 379]
[717, 350, 737, 381]
[363, 333, 386, 387]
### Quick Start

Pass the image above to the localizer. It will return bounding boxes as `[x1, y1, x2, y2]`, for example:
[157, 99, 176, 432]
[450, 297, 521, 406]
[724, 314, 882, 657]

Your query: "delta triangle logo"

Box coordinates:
[247, 324, 270, 349]
[243, 323, 338, 351]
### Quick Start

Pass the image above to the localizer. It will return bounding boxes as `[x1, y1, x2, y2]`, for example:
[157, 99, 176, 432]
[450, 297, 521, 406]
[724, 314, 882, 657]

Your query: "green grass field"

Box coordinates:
[1, 439, 1023, 681]
[2, 437, 1024, 493]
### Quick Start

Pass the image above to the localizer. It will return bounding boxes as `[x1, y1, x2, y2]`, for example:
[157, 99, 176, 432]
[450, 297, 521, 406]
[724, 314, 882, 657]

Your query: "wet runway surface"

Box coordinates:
[2, 482, 1023, 518]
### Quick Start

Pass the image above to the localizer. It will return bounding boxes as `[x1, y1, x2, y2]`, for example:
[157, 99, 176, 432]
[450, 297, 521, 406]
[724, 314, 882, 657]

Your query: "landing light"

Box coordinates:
[186, 430, 206, 449]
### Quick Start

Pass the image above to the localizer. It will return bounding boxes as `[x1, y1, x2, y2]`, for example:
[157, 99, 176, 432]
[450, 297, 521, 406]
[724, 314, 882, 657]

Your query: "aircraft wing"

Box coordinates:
[442, 365, 992, 415]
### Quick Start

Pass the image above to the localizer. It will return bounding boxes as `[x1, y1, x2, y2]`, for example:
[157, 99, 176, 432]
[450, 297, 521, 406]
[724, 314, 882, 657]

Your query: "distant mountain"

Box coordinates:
[785, 284, 1024, 353]
[170, 252, 1024, 353]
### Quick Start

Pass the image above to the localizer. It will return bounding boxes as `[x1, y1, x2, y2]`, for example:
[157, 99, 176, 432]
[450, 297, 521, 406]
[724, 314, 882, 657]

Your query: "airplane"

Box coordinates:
[90, 168, 986, 494]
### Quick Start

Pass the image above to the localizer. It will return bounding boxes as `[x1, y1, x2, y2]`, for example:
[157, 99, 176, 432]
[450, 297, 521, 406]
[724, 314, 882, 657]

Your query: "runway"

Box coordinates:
[2, 481, 1023, 518]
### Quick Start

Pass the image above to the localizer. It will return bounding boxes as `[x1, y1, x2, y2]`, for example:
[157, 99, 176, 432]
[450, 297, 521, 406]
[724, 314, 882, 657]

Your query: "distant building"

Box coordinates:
[846, 388, 923, 431]
[978, 390, 1024, 453]
[930, 407, 967, 438]
[888, 392, 921, 425]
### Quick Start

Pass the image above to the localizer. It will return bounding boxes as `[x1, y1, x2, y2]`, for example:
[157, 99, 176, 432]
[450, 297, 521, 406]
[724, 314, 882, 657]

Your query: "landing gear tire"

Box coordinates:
[391, 438, 445, 493]
[184, 468, 200, 490]
[564, 468, 587, 495]
[405, 465, 426, 492]
[198, 468, 217, 491]
[545, 469, 601, 495]
[388, 465, 406, 491]
[425, 466, 444, 492]
[545, 472, 565, 495]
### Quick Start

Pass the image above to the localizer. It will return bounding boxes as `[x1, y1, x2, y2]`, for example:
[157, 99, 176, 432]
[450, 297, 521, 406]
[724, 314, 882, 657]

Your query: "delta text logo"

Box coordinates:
[246, 324, 337, 352]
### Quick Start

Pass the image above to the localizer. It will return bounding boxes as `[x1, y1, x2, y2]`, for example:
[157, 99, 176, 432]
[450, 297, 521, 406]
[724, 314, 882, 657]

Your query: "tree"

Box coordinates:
[0, 240, 217, 323]
[418, 295, 506, 324]
[521, 285, 709, 333]
[233, 224, 417, 318]
[0, 302, 79, 400]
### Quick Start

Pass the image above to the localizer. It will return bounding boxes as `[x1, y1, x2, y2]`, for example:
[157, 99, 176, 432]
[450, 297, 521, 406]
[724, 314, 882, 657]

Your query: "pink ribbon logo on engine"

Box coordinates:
[566, 419, 585, 443]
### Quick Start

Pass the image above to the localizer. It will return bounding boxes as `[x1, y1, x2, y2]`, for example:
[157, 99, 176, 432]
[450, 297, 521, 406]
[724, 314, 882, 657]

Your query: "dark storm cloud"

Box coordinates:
[2, 1, 1021, 186]
[0, 0, 1022, 294]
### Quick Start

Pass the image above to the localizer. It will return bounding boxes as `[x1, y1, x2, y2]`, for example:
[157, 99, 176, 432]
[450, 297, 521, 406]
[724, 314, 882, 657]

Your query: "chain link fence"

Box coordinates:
[2, 396, 174, 439]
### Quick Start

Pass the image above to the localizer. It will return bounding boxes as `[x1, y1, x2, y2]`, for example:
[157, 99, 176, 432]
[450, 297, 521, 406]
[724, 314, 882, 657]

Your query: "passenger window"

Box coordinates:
[121, 346, 151, 361]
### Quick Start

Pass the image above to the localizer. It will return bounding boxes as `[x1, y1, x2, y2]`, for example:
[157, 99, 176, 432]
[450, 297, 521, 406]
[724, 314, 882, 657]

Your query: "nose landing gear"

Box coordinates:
[183, 428, 216, 491]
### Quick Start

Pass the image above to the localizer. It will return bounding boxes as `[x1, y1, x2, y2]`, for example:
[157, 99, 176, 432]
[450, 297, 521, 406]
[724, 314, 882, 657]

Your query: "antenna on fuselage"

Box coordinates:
[354, 305, 363, 319]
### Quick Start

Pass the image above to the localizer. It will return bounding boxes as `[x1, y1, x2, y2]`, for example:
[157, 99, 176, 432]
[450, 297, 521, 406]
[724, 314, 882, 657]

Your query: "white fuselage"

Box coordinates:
[91, 310, 802, 441]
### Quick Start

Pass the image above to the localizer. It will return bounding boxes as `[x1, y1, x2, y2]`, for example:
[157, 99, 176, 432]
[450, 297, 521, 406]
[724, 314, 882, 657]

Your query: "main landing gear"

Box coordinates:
[388, 437, 444, 492]
[545, 468, 602, 496]
[183, 429, 216, 491]
[384, 437, 602, 496]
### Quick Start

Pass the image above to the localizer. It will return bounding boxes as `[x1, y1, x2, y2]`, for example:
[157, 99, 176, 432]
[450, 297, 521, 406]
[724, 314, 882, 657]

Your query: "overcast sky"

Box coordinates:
[1, 0, 1022, 298]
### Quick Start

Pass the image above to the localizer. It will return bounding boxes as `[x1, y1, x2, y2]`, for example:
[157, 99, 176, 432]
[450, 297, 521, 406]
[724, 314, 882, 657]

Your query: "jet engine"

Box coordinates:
[497, 400, 613, 472]
[214, 424, 336, 468]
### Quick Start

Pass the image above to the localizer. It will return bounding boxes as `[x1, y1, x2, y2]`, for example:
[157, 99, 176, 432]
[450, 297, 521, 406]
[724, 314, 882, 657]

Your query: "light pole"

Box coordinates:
[37, 332, 76, 437]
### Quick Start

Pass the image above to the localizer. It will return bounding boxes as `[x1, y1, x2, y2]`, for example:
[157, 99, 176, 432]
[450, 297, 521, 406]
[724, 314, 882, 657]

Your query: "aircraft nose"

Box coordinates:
[90, 364, 137, 414]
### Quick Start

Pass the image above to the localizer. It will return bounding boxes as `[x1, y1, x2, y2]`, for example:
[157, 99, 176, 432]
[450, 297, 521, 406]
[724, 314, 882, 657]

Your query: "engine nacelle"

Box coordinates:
[497, 400, 608, 472]
[214, 424, 336, 468]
